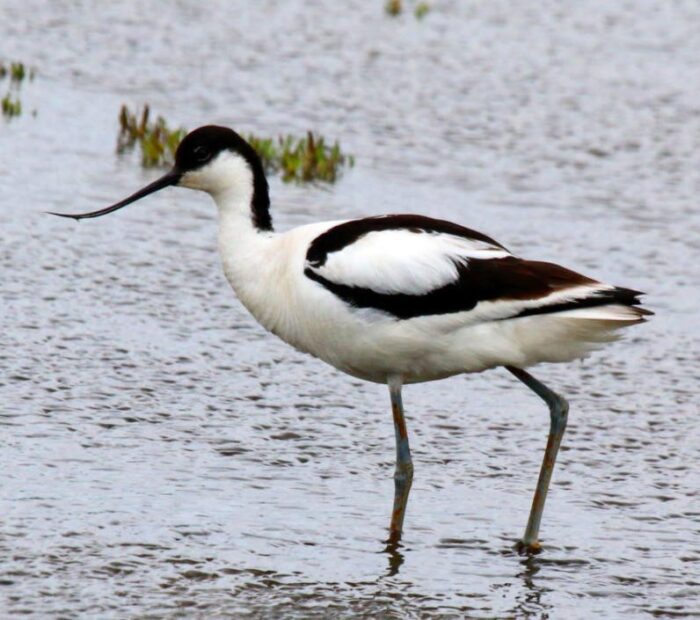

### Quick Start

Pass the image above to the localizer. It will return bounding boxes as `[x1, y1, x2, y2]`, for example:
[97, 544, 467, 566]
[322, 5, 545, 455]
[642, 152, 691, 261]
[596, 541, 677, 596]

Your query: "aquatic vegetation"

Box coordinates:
[0, 60, 35, 118]
[10, 62, 24, 82]
[117, 104, 187, 168]
[414, 2, 430, 18]
[117, 105, 354, 182]
[385, 0, 402, 16]
[0, 61, 34, 84]
[384, 0, 430, 19]
[247, 132, 354, 183]
[1, 93, 21, 117]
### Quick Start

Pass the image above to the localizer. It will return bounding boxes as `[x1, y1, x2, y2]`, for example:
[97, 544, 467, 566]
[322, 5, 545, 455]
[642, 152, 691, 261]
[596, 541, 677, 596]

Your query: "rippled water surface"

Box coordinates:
[2, 1, 700, 617]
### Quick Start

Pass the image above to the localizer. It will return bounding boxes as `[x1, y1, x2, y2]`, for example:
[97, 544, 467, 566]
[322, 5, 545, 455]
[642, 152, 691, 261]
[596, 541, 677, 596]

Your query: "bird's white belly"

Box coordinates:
[279, 302, 605, 384]
[222, 261, 476, 383]
[266, 289, 507, 384]
[246, 279, 611, 384]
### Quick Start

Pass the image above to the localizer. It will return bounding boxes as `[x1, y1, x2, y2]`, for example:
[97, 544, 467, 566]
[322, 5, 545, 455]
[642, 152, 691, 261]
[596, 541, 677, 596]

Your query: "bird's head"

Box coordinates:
[50, 125, 272, 230]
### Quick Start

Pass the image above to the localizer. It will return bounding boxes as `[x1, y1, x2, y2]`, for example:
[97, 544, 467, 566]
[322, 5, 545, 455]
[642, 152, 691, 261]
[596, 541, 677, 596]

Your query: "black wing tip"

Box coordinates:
[577, 286, 655, 318]
[512, 285, 654, 321]
[610, 286, 654, 316]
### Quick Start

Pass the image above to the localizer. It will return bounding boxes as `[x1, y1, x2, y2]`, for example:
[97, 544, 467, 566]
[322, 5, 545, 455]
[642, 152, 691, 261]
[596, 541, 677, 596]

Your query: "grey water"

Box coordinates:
[1, 1, 699, 617]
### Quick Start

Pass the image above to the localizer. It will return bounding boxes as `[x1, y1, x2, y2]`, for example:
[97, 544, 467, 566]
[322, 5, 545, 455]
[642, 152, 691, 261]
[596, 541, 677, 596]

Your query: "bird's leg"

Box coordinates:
[506, 366, 569, 554]
[387, 376, 413, 544]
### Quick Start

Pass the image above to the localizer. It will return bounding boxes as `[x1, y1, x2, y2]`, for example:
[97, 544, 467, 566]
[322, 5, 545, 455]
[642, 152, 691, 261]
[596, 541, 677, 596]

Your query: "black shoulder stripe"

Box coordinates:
[305, 257, 588, 319]
[306, 214, 506, 267]
[304, 266, 472, 319]
[305, 256, 650, 321]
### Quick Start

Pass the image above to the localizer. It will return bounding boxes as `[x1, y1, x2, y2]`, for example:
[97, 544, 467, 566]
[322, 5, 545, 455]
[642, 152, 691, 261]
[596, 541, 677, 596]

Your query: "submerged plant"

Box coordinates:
[117, 104, 187, 168]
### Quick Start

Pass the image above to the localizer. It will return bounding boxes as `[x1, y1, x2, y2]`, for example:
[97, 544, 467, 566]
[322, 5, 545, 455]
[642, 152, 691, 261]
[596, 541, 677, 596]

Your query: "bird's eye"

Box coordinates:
[193, 145, 210, 163]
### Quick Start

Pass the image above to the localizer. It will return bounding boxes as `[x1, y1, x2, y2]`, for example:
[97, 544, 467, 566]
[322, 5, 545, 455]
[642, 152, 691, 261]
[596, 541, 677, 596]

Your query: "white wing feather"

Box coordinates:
[308, 229, 510, 295]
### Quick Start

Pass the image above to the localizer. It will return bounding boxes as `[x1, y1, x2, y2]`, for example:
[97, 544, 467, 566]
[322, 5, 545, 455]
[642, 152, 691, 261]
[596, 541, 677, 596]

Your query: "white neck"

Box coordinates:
[212, 182, 258, 223]
[180, 149, 271, 227]
[213, 185, 283, 334]
[182, 149, 292, 335]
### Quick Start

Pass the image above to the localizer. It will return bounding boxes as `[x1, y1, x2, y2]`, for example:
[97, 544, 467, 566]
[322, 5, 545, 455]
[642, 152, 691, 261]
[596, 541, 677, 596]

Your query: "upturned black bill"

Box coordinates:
[48, 168, 181, 221]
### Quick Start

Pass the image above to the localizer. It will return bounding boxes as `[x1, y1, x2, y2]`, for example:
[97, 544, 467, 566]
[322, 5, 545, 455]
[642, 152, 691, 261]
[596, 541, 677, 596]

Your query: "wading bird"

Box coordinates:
[51, 126, 651, 553]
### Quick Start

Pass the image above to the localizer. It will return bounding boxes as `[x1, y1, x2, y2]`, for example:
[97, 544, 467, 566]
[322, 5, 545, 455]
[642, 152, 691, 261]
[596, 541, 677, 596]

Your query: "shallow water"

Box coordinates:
[1, 1, 700, 617]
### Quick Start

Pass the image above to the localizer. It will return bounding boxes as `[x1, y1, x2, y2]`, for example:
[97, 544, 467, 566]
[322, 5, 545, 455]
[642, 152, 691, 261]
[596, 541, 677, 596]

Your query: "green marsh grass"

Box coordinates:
[1, 93, 21, 117]
[117, 105, 354, 183]
[385, 0, 402, 16]
[247, 132, 354, 183]
[414, 2, 430, 18]
[117, 105, 186, 167]
[384, 0, 430, 19]
[1, 60, 35, 118]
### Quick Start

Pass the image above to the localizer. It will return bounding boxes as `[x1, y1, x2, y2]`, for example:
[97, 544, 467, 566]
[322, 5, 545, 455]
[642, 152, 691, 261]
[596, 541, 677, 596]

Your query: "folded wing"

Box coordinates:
[304, 214, 650, 323]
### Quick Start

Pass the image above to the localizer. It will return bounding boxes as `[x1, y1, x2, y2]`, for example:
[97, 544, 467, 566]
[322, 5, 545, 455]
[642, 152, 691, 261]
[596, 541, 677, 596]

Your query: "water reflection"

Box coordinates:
[381, 538, 406, 577]
[512, 555, 552, 618]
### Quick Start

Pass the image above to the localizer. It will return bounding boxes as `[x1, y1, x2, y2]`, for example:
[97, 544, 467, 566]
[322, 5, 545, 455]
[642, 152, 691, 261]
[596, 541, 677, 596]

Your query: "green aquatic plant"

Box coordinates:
[0, 60, 36, 118]
[1, 93, 21, 118]
[247, 132, 354, 183]
[117, 104, 187, 168]
[414, 2, 430, 18]
[385, 0, 402, 16]
[116, 105, 354, 182]
[385, 0, 430, 19]
[0, 61, 35, 83]
[10, 62, 25, 83]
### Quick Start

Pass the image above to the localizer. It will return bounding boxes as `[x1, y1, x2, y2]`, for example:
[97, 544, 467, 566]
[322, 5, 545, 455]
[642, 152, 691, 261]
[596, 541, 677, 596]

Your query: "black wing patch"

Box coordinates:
[306, 214, 506, 268]
[306, 255, 649, 321]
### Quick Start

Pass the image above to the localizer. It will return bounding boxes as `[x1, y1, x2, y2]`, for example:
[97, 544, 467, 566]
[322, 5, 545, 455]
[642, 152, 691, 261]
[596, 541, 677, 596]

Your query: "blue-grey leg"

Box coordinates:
[506, 366, 569, 553]
[387, 375, 413, 543]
